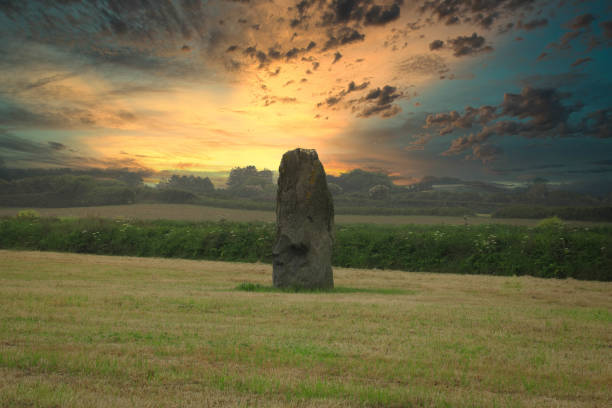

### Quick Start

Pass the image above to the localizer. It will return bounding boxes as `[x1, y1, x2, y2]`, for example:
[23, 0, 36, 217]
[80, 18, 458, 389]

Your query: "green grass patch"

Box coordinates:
[1, 250, 611, 407]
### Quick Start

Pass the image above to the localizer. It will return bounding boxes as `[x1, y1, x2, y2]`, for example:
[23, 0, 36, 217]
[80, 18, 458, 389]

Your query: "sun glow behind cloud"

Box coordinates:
[1, 0, 610, 185]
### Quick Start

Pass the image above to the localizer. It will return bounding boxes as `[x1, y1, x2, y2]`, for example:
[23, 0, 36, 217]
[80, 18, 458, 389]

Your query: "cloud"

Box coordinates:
[429, 39, 444, 50]
[571, 57, 593, 67]
[316, 0, 403, 27]
[568, 14, 596, 30]
[447, 33, 493, 57]
[429, 32, 493, 57]
[353, 85, 404, 118]
[0, 102, 69, 129]
[48, 141, 67, 151]
[549, 14, 599, 51]
[322, 27, 366, 50]
[470, 144, 502, 164]
[419, 0, 537, 30]
[397, 54, 449, 76]
[364, 3, 402, 26]
[499, 87, 578, 132]
[0, 131, 150, 170]
[581, 108, 611, 138]
[318, 80, 370, 107]
[424, 86, 609, 156]
[601, 21, 612, 39]
[332, 51, 343, 64]
[425, 105, 497, 135]
[518, 18, 548, 31]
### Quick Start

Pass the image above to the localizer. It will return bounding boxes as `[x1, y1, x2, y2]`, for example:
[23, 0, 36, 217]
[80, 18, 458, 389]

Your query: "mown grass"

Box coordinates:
[0, 250, 610, 407]
[1, 216, 611, 280]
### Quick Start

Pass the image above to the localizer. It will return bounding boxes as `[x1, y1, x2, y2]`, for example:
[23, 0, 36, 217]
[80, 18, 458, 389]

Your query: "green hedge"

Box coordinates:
[493, 205, 612, 222]
[1, 217, 610, 281]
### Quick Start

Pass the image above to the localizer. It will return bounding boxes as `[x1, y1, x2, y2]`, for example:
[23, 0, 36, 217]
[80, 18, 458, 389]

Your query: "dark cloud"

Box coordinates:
[474, 13, 499, 30]
[354, 85, 403, 118]
[425, 86, 611, 157]
[470, 144, 502, 164]
[429, 39, 444, 50]
[364, 3, 402, 26]
[267, 48, 282, 60]
[553, 30, 584, 49]
[322, 27, 366, 50]
[0, 132, 150, 170]
[0, 103, 67, 128]
[20, 73, 76, 91]
[425, 105, 497, 135]
[518, 18, 548, 31]
[549, 14, 599, 51]
[571, 57, 593, 67]
[48, 141, 67, 151]
[420, 0, 537, 30]
[601, 21, 612, 39]
[0, 132, 51, 154]
[447, 33, 493, 57]
[568, 14, 595, 30]
[318, 0, 403, 26]
[397, 54, 449, 76]
[332, 51, 343, 63]
[581, 108, 611, 138]
[318, 80, 369, 107]
[499, 87, 578, 132]
[263, 95, 298, 106]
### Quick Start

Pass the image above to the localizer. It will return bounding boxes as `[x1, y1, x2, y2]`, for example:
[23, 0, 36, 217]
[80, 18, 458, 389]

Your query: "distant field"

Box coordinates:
[1, 250, 610, 407]
[0, 204, 608, 226]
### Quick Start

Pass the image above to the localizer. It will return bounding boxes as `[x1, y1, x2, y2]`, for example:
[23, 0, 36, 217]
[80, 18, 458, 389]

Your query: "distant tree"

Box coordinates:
[159, 175, 215, 194]
[227, 166, 273, 190]
[117, 171, 144, 187]
[368, 184, 390, 200]
[328, 169, 394, 193]
[327, 182, 343, 196]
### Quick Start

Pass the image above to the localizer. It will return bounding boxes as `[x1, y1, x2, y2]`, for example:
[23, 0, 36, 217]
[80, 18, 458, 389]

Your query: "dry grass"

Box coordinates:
[1, 250, 611, 407]
[1, 204, 608, 226]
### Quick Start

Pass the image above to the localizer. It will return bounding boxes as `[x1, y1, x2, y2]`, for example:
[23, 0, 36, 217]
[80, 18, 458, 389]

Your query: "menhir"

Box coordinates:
[273, 148, 334, 289]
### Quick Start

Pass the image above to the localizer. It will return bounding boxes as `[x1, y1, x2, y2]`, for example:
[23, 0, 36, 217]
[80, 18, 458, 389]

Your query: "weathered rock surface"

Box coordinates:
[273, 148, 334, 289]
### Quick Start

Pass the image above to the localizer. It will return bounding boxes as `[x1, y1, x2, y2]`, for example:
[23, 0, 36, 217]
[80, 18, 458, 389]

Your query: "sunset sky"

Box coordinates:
[0, 0, 610, 189]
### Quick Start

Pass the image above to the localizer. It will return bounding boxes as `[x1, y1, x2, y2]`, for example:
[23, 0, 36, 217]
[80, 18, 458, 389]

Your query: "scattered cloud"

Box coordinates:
[424, 86, 610, 158]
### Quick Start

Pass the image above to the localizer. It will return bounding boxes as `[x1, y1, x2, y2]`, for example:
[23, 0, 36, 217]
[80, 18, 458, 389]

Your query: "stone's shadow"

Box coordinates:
[235, 282, 416, 295]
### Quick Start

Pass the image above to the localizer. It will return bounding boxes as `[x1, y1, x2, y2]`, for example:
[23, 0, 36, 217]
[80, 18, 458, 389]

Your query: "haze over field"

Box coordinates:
[0, 0, 610, 191]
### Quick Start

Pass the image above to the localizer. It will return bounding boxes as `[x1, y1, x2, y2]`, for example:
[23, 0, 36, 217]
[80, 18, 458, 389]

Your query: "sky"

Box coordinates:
[0, 0, 610, 189]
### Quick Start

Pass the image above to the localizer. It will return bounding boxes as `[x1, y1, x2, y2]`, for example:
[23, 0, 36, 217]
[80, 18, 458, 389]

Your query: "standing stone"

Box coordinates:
[273, 148, 334, 289]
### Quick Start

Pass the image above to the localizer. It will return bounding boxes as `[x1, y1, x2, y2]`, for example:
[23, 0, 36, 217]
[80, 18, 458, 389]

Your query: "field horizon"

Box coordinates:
[1, 250, 610, 407]
[1, 203, 611, 227]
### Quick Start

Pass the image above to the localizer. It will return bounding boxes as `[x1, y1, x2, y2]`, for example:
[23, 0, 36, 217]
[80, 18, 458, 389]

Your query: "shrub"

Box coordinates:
[537, 216, 564, 229]
[16, 209, 40, 219]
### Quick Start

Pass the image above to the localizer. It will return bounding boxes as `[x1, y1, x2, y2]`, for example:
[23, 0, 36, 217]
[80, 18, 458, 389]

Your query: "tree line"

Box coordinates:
[1, 166, 611, 220]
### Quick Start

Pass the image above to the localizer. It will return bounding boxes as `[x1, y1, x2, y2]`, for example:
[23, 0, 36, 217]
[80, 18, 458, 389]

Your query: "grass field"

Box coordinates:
[3, 204, 608, 226]
[1, 250, 610, 407]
